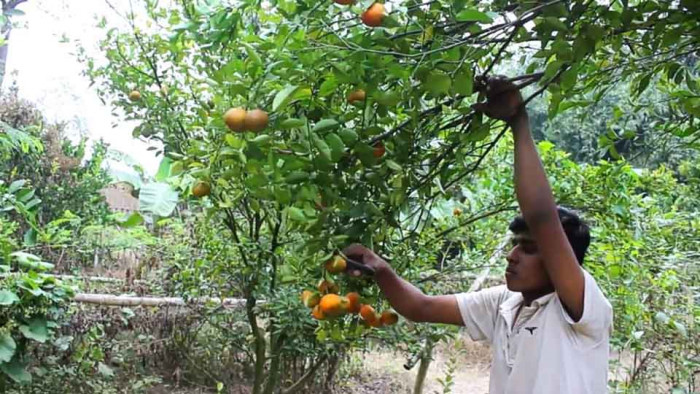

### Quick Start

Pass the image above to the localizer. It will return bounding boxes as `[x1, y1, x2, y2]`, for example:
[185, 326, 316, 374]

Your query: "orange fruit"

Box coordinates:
[380, 310, 399, 326]
[319, 294, 350, 317]
[128, 90, 141, 101]
[312, 305, 326, 320]
[347, 89, 366, 104]
[453, 208, 462, 217]
[244, 109, 269, 132]
[346, 292, 361, 314]
[301, 290, 321, 308]
[334, 0, 354, 4]
[192, 181, 211, 198]
[373, 142, 386, 158]
[361, 3, 385, 27]
[360, 304, 376, 322]
[368, 315, 383, 327]
[317, 279, 339, 294]
[324, 255, 347, 274]
[224, 108, 247, 132]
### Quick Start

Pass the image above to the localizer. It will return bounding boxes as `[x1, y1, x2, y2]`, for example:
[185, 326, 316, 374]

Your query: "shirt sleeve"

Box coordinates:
[559, 270, 613, 345]
[454, 285, 510, 343]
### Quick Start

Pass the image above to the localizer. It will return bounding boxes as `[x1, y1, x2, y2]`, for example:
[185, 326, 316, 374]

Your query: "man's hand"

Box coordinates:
[472, 75, 524, 123]
[342, 244, 390, 277]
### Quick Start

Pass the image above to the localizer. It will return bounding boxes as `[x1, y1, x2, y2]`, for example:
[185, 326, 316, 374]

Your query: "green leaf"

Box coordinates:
[543, 17, 568, 31]
[287, 207, 307, 222]
[284, 171, 309, 184]
[23, 228, 37, 247]
[98, 362, 114, 377]
[654, 311, 670, 325]
[455, 9, 493, 23]
[241, 42, 262, 66]
[20, 318, 49, 343]
[312, 134, 332, 161]
[338, 129, 358, 145]
[560, 68, 578, 91]
[272, 85, 311, 112]
[11, 252, 53, 272]
[426, 71, 452, 96]
[319, 77, 339, 97]
[116, 212, 144, 228]
[0, 290, 19, 306]
[311, 119, 340, 133]
[453, 67, 473, 96]
[8, 180, 26, 194]
[0, 333, 16, 363]
[279, 118, 306, 129]
[375, 91, 401, 107]
[325, 133, 345, 162]
[1, 359, 31, 384]
[138, 182, 179, 217]
[250, 134, 272, 144]
[154, 157, 173, 181]
[386, 160, 402, 171]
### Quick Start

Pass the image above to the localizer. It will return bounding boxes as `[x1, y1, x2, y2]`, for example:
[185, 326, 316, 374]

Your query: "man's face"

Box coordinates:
[504, 233, 553, 293]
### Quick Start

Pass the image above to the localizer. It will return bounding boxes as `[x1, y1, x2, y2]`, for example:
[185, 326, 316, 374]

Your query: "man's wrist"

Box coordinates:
[507, 107, 529, 129]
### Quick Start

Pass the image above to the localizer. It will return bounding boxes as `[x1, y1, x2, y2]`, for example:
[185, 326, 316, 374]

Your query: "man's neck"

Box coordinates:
[521, 287, 555, 306]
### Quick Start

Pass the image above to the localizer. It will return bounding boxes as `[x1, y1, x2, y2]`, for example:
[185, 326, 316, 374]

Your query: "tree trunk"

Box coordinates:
[0, 27, 9, 89]
[247, 295, 267, 394]
[262, 333, 285, 394]
[0, 0, 29, 89]
[413, 341, 434, 394]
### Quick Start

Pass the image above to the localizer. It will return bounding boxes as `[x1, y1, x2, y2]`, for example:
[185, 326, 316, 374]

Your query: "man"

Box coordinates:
[343, 76, 613, 394]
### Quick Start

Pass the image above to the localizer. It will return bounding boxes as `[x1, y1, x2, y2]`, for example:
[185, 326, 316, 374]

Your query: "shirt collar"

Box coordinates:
[499, 291, 556, 322]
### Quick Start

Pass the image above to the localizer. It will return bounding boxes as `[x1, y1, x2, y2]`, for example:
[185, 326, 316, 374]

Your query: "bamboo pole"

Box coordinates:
[0, 272, 148, 285]
[72, 293, 247, 308]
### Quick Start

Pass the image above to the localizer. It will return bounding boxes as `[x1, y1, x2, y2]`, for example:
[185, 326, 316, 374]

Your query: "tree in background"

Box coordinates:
[0, 0, 27, 88]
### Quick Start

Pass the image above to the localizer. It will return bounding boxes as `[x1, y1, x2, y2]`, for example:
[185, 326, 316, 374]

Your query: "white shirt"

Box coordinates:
[455, 270, 613, 394]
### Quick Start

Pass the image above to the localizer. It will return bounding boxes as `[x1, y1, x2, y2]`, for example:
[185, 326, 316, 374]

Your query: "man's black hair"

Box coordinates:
[508, 207, 591, 265]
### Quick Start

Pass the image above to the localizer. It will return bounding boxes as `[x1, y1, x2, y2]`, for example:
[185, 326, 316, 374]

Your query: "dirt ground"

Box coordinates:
[338, 336, 491, 394]
[146, 335, 491, 394]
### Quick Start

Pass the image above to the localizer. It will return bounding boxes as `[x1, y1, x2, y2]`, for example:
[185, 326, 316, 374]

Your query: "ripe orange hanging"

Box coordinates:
[361, 3, 385, 27]
[224, 108, 247, 132]
[319, 294, 350, 317]
[346, 292, 361, 314]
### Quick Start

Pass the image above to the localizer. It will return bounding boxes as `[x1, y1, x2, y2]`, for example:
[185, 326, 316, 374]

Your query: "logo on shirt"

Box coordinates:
[524, 326, 538, 335]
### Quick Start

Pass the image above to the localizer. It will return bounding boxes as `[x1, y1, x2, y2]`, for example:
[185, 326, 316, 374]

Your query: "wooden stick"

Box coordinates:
[72, 293, 248, 308]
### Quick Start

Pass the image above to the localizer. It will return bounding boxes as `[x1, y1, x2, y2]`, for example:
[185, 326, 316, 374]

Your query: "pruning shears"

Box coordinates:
[339, 253, 376, 277]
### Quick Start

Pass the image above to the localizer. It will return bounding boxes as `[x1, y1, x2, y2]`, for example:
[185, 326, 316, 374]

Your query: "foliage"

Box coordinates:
[78, 0, 699, 392]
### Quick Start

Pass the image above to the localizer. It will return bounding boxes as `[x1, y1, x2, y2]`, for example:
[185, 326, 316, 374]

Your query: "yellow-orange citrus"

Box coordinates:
[346, 292, 361, 314]
[361, 3, 385, 27]
[224, 108, 247, 132]
[324, 255, 347, 274]
[319, 294, 349, 317]
[312, 305, 326, 320]
[380, 310, 399, 326]
[317, 279, 339, 294]
[373, 142, 386, 158]
[301, 290, 320, 308]
[128, 90, 141, 101]
[347, 89, 366, 104]
[244, 109, 269, 132]
[192, 181, 211, 198]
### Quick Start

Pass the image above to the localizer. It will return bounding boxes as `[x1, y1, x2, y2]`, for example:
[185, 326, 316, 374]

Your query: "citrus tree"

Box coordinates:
[81, 0, 698, 392]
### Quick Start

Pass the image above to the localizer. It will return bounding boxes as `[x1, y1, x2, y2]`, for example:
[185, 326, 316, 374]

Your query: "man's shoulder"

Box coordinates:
[479, 284, 517, 305]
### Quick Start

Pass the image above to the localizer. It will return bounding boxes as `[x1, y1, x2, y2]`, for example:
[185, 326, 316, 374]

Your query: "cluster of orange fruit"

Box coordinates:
[224, 107, 269, 132]
[300, 255, 398, 328]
